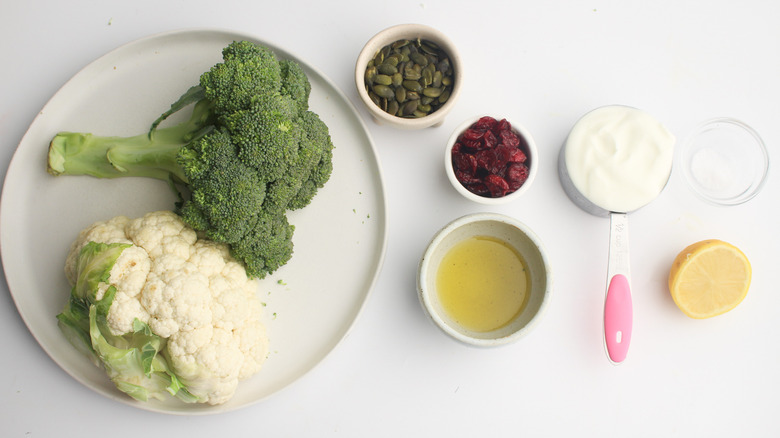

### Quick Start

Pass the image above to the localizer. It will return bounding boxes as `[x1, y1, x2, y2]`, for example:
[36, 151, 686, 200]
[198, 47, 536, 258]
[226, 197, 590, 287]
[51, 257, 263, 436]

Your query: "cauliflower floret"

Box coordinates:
[141, 270, 212, 338]
[168, 327, 245, 405]
[96, 245, 152, 334]
[125, 210, 198, 259]
[64, 210, 270, 405]
[188, 240, 229, 277]
[236, 317, 269, 379]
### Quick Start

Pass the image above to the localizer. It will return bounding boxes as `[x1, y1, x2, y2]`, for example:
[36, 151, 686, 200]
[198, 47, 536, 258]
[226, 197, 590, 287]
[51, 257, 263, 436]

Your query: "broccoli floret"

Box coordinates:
[278, 59, 311, 113]
[223, 94, 303, 181]
[200, 41, 282, 114]
[288, 111, 334, 210]
[254, 110, 335, 213]
[177, 129, 267, 245]
[47, 40, 335, 279]
[229, 210, 295, 277]
[263, 127, 323, 213]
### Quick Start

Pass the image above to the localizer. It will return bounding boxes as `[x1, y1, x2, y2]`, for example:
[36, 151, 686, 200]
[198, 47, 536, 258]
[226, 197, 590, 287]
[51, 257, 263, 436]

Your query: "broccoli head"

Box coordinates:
[47, 40, 335, 279]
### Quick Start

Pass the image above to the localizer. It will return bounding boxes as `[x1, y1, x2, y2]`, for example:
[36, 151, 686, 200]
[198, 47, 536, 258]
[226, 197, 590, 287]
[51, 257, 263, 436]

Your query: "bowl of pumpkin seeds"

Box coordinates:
[355, 23, 462, 129]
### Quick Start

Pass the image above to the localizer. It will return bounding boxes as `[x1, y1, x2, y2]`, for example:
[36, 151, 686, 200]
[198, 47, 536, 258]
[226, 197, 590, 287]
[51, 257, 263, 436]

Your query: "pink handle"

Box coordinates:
[604, 274, 632, 363]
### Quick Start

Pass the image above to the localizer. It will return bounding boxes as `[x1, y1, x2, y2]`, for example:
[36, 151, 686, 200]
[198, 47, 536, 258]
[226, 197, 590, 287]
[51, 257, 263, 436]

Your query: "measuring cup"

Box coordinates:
[557, 105, 675, 364]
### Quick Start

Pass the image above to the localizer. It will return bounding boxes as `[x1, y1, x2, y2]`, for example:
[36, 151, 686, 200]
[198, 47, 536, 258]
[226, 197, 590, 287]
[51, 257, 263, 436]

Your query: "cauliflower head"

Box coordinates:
[59, 210, 269, 405]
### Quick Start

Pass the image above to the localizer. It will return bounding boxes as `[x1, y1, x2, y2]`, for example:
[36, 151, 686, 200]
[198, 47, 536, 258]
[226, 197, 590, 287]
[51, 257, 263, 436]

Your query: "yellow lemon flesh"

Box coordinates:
[668, 240, 751, 319]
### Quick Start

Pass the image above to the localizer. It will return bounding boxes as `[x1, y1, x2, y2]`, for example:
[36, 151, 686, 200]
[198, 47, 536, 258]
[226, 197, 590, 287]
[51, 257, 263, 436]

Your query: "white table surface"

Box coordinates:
[2, 0, 778, 436]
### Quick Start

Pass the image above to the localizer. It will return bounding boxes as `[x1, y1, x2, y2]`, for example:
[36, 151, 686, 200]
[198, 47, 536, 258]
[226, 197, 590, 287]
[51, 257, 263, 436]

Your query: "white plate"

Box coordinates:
[0, 29, 387, 415]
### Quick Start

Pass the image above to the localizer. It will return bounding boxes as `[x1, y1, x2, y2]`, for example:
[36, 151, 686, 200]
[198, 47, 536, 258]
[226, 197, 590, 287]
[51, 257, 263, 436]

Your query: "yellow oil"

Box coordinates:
[436, 236, 530, 332]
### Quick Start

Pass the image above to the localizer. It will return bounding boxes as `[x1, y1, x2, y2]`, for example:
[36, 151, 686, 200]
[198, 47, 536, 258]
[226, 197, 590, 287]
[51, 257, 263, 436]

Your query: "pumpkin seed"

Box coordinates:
[372, 84, 395, 99]
[422, 87, 443, 98]
[438, 90, 451, 104]
[402, 80, 423, 93]
[420, 41, 440, 55]
[369, 91, 381, 106]
[402, 100, 419, 116]
[365, 66, 377, 84]
[392, 39, 409, 49]
[433, 71, 442, 88]
[395, 87, 407, 103]
[437, 59, 450, 74]
[410, 52, 429, 67]
[404, 65, 421, 80]
[374, 74, 393, 86]
[387, 100, 400, 116]
[378, 63, 397, 75]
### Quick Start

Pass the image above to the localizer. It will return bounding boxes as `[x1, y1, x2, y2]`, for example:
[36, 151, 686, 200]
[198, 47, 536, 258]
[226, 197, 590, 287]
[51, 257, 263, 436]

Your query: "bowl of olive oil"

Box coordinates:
[417, 213, 552, 346]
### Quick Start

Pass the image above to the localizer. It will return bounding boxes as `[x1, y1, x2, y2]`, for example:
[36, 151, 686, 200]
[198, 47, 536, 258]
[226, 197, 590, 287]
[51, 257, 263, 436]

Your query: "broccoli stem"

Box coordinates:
[48, 131, 186, 182]
[47, 99, 215, 184]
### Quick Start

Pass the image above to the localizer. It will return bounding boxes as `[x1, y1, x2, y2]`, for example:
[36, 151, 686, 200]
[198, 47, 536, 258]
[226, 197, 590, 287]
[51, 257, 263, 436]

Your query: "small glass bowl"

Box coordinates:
[680, 118, 769, 206]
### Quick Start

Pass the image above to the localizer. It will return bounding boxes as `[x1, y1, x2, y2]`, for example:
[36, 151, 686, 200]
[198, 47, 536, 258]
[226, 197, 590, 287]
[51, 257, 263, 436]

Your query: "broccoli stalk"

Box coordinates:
[47, 41, 334, 279]
[48, 99, 215, 183]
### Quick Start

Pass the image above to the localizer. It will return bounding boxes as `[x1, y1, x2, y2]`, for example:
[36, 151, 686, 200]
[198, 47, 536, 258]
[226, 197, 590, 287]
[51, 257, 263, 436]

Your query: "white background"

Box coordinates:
[1, 0, 778, 436]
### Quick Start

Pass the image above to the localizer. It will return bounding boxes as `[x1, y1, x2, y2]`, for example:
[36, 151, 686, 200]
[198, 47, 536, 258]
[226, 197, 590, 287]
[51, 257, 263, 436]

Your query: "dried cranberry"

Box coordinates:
[499, 129, 521, 148]
[475, 149, 501, 174]
[495, 144, 516, 165]
[482, 130, 498, 149]
[453, 152, 477, 175]
[462, 137, 486, 150]
[506, 163, 529, 190]
[461, 128, 484, 142]
[484, 174, 510, 197]
[455, 170, 481, 185]
[467, 182, 490, 196]
[508, 147, 527, 163]
[472, 116, 498, 130]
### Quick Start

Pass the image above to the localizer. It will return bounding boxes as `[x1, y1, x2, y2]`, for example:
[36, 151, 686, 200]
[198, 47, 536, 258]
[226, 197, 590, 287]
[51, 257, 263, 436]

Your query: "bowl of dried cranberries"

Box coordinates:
[446, 116, 538, 204]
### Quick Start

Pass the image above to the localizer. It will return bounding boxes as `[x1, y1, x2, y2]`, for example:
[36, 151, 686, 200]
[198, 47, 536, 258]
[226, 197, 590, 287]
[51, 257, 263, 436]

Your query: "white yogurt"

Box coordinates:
[564, 106, 675, 213]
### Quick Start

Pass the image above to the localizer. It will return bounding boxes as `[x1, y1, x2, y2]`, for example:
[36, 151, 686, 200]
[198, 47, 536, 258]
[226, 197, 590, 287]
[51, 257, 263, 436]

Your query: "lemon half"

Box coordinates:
[668, 240, 751, 319]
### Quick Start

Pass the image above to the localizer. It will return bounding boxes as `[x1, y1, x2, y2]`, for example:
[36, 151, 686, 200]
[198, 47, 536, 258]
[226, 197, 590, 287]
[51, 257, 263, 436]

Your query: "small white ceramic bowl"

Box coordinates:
[355, 23, 463, 129]
[445, 115, 538, 204]
[417, 213, 552, 347]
